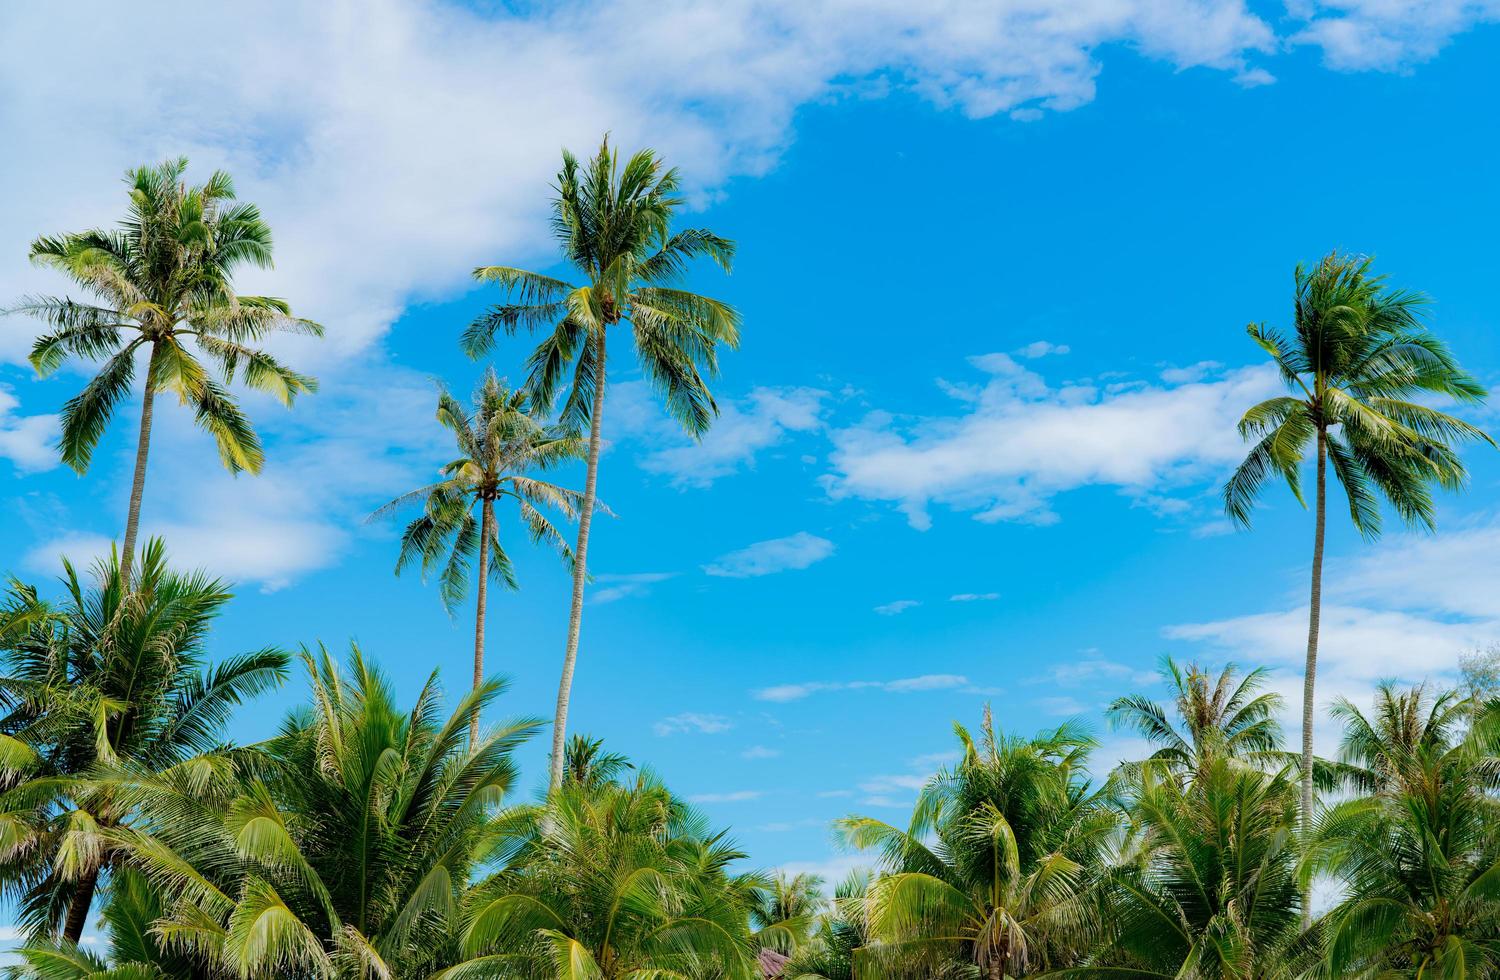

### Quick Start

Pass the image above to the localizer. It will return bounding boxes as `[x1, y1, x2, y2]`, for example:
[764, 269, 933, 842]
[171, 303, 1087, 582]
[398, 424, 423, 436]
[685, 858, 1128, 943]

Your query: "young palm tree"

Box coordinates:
[12, 158, 321, 583]
[0, 542, 288, 944]
[1307, 684, 1500, 976]
[1107, 657, 1283, 779]
[100, 646, 541, 978]
[455, 770, 762, 979]
[1223, 252, 1492, 857]
[838, 712, 1116, 978]
[465, 137, 740, 791]
[781, 871, 872, 980]
[751, 871, 826, 955]
[370, 370, 583, 743]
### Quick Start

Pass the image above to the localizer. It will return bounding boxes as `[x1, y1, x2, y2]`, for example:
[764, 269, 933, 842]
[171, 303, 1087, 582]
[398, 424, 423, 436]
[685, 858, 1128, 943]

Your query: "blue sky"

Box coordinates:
[2, 1, 1499, 883]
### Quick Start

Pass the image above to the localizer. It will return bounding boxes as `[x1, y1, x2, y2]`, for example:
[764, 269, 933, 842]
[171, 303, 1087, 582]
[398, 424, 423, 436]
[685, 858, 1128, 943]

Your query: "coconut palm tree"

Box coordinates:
[98, 645, 542, 978]
[837, 712, 1116, 978]
[1107, 657, 1283, 780]
[454, 770, 762, 979]
[1223, 252, 1492, 859]
[752, 871, 826, 956]
[465, 137, 740, 791]
[781, 871, 872, 980]
[0, 541, 288, 944]
[370, 370, 583, 744]
[1067, 757, 1313, 979]
[1306, 684, 1500, 976]
[12, 158, 321, 583]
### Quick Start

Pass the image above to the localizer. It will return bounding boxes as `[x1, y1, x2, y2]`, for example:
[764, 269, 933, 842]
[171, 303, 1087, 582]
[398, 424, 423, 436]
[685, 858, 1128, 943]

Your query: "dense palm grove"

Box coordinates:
[1, 142, 1497, 978]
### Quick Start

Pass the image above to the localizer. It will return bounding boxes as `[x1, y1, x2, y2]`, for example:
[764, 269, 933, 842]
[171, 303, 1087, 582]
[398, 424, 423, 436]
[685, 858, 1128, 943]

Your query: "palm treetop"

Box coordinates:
[1224, 251, 1492, 536]
[1107, 656, 1284, 778]
[371, 369, 585, 611]
[12, 157, 322, 475]
[463, 136, 740, 436]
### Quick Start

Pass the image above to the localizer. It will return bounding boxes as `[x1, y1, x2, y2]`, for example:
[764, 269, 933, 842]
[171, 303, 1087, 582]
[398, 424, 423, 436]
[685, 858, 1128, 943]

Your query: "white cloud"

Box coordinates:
[950, 592, 1000, 602]
[703, 531, 834, 578]
[615, 382, 827, 487]
[0, 385, 57, 473]
[24, 362, 459, 590]
[1032, 657, 1160, 688]
[1015, 341, 1070, 359]
[1039, 695, 1089, 715]
[591, 572, 676, 604]
[874, 599, 919, 616]
[0, 0, 1292, 368]
[754, 672, 969, 702]
[741, 745, 781, 759]
[653, 712, 734, 736]
[1290, 0, 1500, 70]
[688, 789, 762, 803]
[825, 354, 1279, 529]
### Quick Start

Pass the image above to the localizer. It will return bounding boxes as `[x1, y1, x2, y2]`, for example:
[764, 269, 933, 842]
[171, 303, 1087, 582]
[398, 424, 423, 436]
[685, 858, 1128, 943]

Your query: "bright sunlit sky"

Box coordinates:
[2, 1, 1499, 881]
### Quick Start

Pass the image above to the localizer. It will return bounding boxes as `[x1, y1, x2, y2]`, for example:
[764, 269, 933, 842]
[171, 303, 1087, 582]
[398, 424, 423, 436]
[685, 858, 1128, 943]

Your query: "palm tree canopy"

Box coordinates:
[97, 644, 542, 979]
[456, 769, 763, 980]
[1306, 685, 1500, 977]
[371, 369, 585, 612]
[12, 157, 322, 474]
[465, 137, 740, 437]
[1107, 656, 1283, 778]
[838, 711, 1114, 978]
[1223, 252, 1491, 536]
[0, 541, 289, 937]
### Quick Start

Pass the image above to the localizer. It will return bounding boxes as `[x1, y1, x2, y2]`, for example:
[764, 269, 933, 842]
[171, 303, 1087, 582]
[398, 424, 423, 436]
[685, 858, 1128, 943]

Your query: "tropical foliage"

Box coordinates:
[6, 144, 1500, 980]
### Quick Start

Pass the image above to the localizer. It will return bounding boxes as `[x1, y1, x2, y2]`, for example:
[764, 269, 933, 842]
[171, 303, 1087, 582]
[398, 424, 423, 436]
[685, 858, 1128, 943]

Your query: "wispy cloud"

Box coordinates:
[741, 745, 781, 759]
[754, 673, 968, 702]
[614, 383, 827, 487]
[950, 592, 1000, 602]
[874, 599, 920, 616]
[0, 385, 58, 473]
[653, 712, 733, 737]
[688, 789, 762, 804]
[591, 572, 676, 604]
[703, 532, 834, 578]
[1028, 657, 1159, 688]
[824, 355, 1278, 529]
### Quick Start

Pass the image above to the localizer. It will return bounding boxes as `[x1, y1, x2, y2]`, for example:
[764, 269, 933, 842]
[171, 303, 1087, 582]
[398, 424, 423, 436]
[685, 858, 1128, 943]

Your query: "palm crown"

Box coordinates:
[373, 370, 583, 611]
[1224, 252, 1491, 533]
[0, 541, 289, 941]
[18, 157, 321, 476]
[464, 138, 739, 434]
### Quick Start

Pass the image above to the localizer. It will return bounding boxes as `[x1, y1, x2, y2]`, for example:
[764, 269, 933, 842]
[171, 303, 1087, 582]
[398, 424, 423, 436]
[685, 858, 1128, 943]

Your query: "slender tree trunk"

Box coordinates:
[62, 866, 98, 943]
[470, 497, 494, 747]
[119, 348, 161, 586]
[549, 330, 606, 792]
[1300, 428, 1327, 924]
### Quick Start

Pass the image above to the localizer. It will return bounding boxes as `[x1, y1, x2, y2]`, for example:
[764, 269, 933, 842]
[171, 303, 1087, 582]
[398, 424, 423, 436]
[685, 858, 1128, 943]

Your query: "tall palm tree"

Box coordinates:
[370, 370, 583, 743]
[1307, 684, 1500, 976]
[98, 645, 541, 978]
[12, 158, 321, 583]
[455, 770, 762, 979]
[0, 541, 288, 944]
[1223, 252, 1492, 860]
[465, 137, 740, 791]
[838, 712, 1116, 978]
[1107, 657, 1283, 779]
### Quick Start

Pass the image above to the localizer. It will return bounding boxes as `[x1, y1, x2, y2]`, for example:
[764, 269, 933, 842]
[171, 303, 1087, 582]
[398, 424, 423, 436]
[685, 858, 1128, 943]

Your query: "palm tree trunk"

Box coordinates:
[549, 330, 606, 792]
[119, 348, 160, 586]
[62, 866, 98, 943]
[1300, 428, 1327, 924]
[470, 496, 493, 747]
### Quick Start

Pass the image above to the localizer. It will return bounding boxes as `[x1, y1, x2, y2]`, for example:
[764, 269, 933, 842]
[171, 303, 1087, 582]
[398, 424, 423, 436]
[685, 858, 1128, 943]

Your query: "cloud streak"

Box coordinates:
[703, 532, 834, 578]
